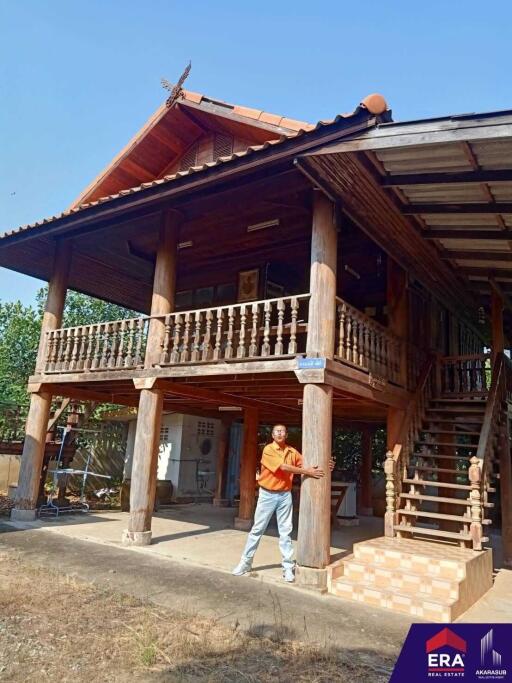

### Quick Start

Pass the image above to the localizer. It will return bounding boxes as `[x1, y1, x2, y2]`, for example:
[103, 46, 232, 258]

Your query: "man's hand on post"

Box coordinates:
[304, 465, 325, 478]
[329, 457, 336, 472]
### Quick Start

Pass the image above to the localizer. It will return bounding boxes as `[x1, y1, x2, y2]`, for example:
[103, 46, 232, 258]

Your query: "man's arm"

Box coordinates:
[280, 463, 325, 478]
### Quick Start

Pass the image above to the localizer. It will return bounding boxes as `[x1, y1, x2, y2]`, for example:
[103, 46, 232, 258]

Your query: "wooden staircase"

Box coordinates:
[394, 395, 494, 546]
[327, 352, 511, 620]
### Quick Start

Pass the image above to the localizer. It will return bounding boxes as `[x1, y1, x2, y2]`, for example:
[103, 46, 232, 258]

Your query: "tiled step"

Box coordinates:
[403, 478, 472, 490]
[331, 576, 454, 621]
[393, 524, 484, 542]
[400, 492, 494, 508]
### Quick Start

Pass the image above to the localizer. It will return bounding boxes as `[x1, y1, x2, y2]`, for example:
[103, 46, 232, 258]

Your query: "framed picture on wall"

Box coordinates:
[237, 268, 259, 302]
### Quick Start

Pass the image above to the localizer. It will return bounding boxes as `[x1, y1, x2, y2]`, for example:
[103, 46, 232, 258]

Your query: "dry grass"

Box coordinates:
[0, 548, 392, 682]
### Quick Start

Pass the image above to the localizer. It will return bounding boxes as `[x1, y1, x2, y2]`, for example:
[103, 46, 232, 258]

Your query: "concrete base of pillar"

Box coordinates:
[213, 498, 229, 507]
[121, 529, 152, 546]
[295, 565, 328, 593]
[234, 517, 252, 531]
[11, 508, 37, 522]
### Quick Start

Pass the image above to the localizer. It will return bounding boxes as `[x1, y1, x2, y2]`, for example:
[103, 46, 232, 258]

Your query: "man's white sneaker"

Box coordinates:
[283, 567, 295, 583]
[232, 559, 252, 576]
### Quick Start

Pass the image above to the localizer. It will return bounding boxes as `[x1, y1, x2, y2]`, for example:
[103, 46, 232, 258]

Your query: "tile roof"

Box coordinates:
[1, 121, 358, 241]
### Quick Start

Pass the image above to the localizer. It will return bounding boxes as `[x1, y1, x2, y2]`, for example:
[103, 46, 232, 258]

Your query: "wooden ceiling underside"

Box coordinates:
[48, 372, 388, 427]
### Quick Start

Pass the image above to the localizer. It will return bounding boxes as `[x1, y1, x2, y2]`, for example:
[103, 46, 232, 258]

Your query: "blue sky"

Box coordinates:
[1, 0, 511, 305]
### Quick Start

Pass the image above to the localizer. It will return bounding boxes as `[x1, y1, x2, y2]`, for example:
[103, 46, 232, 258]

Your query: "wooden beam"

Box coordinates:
[460, 267, 512, 279]
[490, 278, 512, 316]
[382, 169, 512, 187]
[236, 407, 259, 526]
[422, 230, 512, 240]
[403, 203, 512, 215]
[440, 250, 512, 262]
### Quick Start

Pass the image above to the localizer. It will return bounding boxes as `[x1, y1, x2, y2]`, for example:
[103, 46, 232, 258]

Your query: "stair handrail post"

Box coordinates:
[384, 449, 397, 537]
[468, 455, 483, 550]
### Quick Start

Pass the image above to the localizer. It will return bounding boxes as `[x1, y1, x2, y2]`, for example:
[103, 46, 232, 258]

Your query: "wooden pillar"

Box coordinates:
[384, 407, 405, 537]
[499, 419, 512, 568]
[491, 289, 504, 364]
[234, 408, 259, 530]
[12, 240, 72, 521]
[359, 427, 374, 516]
[123, 211, 178, 546]
[296, 191, 336, 583]
[213, 418, 231, 506]
[387, 258, 408, 386]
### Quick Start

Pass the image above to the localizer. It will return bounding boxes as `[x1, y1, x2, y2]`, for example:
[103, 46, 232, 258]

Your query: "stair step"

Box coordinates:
[403, 478, 472, 490]
[420, 429, 481, 437]
[426, 408, 485, 414]
[412, 452, 470, 461]
[415, 440, 478, 448]
[400, 493, 494, 508]
[424, 418, 484, 425]
[393, 524, 481, 542]
[330, 577, 455, 619]
[432, 398, 487, 404]
[412, 465, 468, 475]
[397, 509, 472, 523]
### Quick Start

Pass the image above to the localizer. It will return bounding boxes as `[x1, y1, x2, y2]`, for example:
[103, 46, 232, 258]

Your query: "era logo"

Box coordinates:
[426, 628, 467, 673]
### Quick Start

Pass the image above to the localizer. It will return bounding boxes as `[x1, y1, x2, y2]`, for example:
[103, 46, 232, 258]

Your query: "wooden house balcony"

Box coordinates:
[32, 292, 416, 417]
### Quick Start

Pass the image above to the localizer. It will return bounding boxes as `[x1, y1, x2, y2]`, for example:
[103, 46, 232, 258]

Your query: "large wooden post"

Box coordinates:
[387, 258, 408, 387]
[12, 240, 72, 521]
[234, 408, 259, 530]
[213, 418, 231, 506]
[123, 211, 178, 546]
[296, 191, 337, 586]
[491, 288, 504, 363]
[359, 427, 374, 516]
[499, 419, 512, 568]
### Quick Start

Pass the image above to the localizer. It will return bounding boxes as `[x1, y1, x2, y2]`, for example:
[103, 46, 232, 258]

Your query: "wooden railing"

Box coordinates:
[468, 352, 507, 550]
[335, 297, 402, 384]
[158, 295, 310, 365]
[439, 353, 490, 395]
[44, 318, 151, 373]
[43, 294, 310, 373]
[384, 355, 434, 537]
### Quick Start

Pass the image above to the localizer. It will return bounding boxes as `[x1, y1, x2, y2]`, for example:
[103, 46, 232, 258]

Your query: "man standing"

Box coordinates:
[232, 424, 332, 583]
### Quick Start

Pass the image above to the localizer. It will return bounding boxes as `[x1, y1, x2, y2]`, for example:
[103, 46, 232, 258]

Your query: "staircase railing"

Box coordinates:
[469, 352, 507, 550]
[384, 354, 435, 537]
[438, 353, 491, 396]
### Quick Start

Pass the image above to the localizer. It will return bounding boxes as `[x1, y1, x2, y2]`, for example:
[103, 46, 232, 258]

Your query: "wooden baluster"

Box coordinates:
[346, 310, 353, 362]
[337, 303, 345, 357]
[369, 328, 376, 374]
[191, 311, 203, 361]
[225, 307, 235, 359]
[92, 324, 102, 369]
[275, 299, 285, 356]
[261, 301, 271, 357]
[454, 360, 461, 394]
[116, 320, 127, 367]
[108, 322, 119, 369]
[362, 323, 370, 370]
[76, 326, 87, 370]
[237, 305, 247, 359]
[288, 297, 298, 354]
[352, 318, 359, 365]
[358, 317, 364, 367]
[375, 331, 382, 376]
[180, 313, 192, 362]
[469, 455, 483, 550]
[63, 328, 74, 371]
[381, 335, 388, 379]
[170, 314, 182, 364]
[384, 451, 396, 537]
[160, 314, 172, 364]
[68, 328, 80, 370]
[202, 310, 213, 360]
[46, 331, 55, 371]
[212, 309, 223, 360]
[99, 323, 110, 368]
[124, 319, 135, 367]
[249, 304, 259, 357]
[133, 319, 144, 366]
[84, 325, 94, 370]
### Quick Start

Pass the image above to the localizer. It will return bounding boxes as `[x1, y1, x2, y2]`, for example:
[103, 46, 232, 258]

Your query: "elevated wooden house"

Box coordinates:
[2, 85, 512, 620]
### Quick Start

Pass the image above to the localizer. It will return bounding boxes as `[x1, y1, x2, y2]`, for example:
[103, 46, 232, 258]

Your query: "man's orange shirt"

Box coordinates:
[258, 442, 303, 492]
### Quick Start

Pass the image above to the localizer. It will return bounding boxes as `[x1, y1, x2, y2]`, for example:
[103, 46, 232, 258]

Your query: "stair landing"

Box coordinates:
[327, 536, 493, 622]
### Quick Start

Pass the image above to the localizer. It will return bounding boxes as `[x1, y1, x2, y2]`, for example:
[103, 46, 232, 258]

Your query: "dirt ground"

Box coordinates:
[0, 546, 392, 683]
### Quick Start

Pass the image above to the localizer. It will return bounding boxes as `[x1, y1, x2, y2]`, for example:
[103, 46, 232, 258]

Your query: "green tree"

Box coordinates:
[0, 288, 136, 406]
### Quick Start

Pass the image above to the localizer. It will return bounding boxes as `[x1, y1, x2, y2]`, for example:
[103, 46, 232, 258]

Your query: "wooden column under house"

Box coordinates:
[2, 86, 512, 620]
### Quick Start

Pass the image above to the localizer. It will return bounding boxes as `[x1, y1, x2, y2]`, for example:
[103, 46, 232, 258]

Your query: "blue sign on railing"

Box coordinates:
[297, 357, 326, 370]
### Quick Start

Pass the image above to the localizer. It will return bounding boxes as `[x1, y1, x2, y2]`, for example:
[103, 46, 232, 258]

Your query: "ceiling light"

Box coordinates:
[247, 218, 280, 233]
[218, 406, 243, 412]
[178, 240, 193, 249]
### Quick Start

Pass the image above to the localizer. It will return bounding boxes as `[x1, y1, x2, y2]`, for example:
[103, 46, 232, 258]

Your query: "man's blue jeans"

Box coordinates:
[240, 488, 294, 570]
